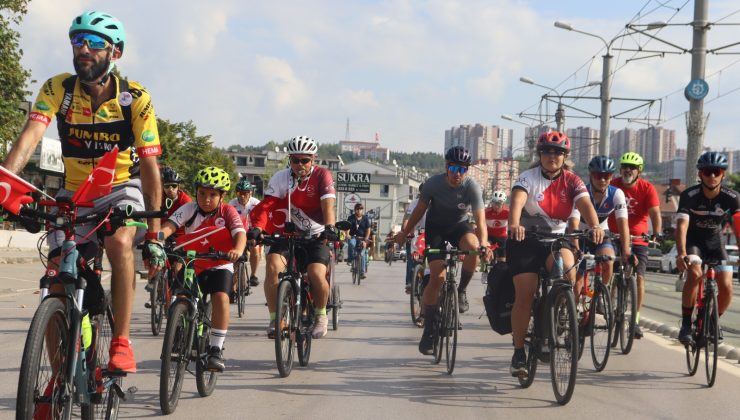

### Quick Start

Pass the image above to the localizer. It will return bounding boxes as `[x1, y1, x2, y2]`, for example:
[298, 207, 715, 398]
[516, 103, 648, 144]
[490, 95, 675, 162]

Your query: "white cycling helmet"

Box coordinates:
[491, 190, 507, 204]
[286, 135, 318, 155]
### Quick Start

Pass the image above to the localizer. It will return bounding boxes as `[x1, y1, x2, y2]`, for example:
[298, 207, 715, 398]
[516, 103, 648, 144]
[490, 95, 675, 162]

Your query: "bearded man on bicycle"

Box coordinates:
[248, 136, 337, 339]
[395, 146, 491, 355]
[2, 11, 162, 374]
[676, 152, 740, 344]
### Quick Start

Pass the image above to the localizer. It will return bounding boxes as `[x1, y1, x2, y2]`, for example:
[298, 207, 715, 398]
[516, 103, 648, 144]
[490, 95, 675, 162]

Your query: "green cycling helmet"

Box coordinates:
[194, 167, 231, 192]
[236, 178, 253, 192]
[619, 152, 644, 171]
[69, 11, 126, 54]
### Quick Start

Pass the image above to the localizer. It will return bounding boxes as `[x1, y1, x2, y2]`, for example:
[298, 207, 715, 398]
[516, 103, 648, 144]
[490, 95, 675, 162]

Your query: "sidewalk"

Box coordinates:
[0, 248, 43, 265]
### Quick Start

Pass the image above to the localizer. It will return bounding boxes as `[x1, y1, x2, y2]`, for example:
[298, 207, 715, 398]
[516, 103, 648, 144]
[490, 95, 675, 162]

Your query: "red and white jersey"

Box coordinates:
[228, 196, 259, 227]
[251, 166, 336, 235]
[169, 202, 245, 273]
[485, 206, 509, 238]
[513, 167, 589, 234]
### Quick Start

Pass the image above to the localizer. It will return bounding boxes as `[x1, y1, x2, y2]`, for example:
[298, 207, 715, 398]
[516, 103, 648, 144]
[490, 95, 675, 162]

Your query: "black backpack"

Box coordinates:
[482, 262, 515, 335]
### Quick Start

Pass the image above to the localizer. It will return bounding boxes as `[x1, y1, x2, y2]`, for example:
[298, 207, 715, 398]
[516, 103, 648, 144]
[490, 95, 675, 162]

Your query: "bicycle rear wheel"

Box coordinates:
[609, 279, 621, 349]
[159, 302, 192, 415]
[17, 297, 71, 420]
[236, 262, 248, 319]
[444, 284, 459, 375]
[432, 294, 444, 365]
[150, 272, 165, 336]
[196, 299, 218, 396]
[331, 284, 340, 331]
[685, 306, 701, 376]
[84, 294, 121, 420]
[616, 273, 637, 354]
[275, 280, 296, 377]
[590, 282, 613, 372]
[549, 288, 578, 405]
[518, 316, 538, 388]
[410, 265, 424, 327]
[704, 291, 719, 387]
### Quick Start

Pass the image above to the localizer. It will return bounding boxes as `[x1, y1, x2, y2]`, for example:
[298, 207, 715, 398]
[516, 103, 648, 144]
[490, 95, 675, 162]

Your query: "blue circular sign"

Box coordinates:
[685, 79, 709, 101]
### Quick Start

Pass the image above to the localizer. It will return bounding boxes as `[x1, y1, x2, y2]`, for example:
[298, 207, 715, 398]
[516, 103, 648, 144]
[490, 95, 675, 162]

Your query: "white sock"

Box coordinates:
[210, 329, 227, 349]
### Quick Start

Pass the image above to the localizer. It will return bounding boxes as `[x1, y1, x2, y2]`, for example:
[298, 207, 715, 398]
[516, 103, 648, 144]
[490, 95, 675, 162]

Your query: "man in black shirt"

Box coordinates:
[347, 203, 371, 279]
[676, 151, 740, 344]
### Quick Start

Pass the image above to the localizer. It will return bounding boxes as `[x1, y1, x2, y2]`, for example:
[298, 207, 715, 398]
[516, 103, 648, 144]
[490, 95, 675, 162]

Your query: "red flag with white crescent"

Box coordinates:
[71, 146, 119, 204]
[0, 166, 37, 215]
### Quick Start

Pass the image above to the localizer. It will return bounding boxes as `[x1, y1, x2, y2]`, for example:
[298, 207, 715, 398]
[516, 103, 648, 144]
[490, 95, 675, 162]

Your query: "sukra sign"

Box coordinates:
[336, 172, 371, 193]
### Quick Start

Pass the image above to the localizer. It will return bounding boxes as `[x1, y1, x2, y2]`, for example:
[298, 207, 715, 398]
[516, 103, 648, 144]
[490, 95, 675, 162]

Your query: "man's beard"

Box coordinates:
[73, 54, 110, 82]
[622, 173, 636, 184]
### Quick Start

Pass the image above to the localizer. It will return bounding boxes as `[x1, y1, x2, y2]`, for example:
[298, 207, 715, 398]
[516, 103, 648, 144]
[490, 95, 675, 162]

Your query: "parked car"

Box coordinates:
[646, 247, 663, 272]
[660, 244, 738, 277]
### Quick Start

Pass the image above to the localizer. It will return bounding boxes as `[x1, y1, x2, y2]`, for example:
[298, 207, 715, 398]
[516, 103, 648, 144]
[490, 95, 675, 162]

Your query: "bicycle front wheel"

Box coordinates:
[444, 285, 459, 375]
[83, 294, 121, 420]
[236, 262, 248, 319]
[196, 299, 218, 397]
[297, 295, 314, 367]
[549, 288, 578, 405]
[590, 282, 613, 372]
[704, 290, 719, 387]
[331, 283, 340, 331]
[17, 297, 71, 420]
[275, 280, 296, 377]
[519, 316, 538, 388]
[159, 302, 192, 415]
[685, 307, 701, 376]
[410, 265, 424, 327]
[620, 273, 637, 354]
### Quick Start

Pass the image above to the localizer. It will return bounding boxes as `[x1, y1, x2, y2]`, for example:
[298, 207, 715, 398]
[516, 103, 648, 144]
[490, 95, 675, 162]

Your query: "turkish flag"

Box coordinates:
[71, 146, 119, 204]
[0, 166, 37, 215]
[173, 226, 231, 254]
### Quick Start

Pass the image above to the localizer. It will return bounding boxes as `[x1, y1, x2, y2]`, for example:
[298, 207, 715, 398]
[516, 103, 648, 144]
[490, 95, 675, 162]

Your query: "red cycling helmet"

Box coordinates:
[537, 130, 571, 153]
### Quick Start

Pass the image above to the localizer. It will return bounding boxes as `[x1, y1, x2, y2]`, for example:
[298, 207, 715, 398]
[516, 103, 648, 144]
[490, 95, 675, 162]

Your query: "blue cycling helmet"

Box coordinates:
[69, 11, 126, 54]
[588, 155, 616, 173]
[696, 151, 728, 170]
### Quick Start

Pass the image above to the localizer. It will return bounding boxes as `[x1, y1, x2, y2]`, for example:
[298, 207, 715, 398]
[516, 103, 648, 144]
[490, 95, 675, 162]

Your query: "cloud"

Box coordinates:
[254, 55, 307, 110]
[340, 89, 379, 108]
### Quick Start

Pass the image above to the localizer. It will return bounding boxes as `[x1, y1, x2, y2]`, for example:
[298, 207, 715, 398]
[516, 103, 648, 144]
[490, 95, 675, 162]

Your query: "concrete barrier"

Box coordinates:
[0, 230, 45, 249]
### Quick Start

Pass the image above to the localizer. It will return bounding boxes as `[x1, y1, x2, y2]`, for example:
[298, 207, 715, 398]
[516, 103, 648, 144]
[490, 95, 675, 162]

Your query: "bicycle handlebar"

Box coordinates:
[166, 248, 247, 263]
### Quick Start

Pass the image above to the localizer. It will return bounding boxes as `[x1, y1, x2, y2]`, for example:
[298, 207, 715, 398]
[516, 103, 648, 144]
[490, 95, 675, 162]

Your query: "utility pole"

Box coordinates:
[599, 53, 613, 155]
[684, 0, 709, 186]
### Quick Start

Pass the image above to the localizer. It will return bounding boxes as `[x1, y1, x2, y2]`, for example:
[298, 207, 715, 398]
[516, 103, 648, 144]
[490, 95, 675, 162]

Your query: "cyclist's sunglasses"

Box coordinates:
[163, 184, 179, 190]
[620, 164, 639, 171]
[447, 164, 469, 174]
[700, 168, 724, 177]
[290, 157, 312, 165]
[591, 171, 612, 180]
[70, 33, 112, 50]
[540, 148, 566, 156]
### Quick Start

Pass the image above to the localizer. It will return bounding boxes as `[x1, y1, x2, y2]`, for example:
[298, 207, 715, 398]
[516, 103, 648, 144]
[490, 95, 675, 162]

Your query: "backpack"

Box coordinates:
[482, 262, 515, 335]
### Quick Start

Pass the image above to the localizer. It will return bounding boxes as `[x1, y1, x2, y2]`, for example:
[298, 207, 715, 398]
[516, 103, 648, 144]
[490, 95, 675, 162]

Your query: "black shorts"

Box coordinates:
[268, 239, 331, 272]
[491, 236, 507, 258]
[424, 221, 474, 262]
[577, 237, 614, 273]
[176, 268, 232, 296]
[686, 242, 729, 265]
[507, 236, 575, 277]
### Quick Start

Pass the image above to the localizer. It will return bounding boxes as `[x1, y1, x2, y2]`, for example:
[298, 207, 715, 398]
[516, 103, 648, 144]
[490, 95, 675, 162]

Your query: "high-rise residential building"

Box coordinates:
[566, 126, 599, 166]
[638, 126, 676, 164]
[444, 124, 500, 162]
[498, 128, 514, 158]
[675, 148, 687, 159]
[610, 128, 638, 158]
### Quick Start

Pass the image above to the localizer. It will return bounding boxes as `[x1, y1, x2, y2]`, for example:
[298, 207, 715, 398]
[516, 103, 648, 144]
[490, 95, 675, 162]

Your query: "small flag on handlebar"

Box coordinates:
[0, 166, 37, 215]
[71, 146, 119, 204]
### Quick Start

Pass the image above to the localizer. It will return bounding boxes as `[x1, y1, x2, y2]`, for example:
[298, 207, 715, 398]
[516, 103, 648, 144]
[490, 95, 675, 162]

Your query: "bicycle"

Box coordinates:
[409, 232, 427, 328]
[681, 256, 728, 387]
[159, 248, 245, 414]
[349, 236, 366, 285]
[385, 241, 394, 266]
[14, 199, 160, 419]
[576, 253, 614, 372]
[234, 255, 251, 319]
[261, 222, 334, 378]
[149, 254, 175, 336]
[327, 240, 341, 331]
[425, 244, 480, 375]
[515, 229, 585, 406]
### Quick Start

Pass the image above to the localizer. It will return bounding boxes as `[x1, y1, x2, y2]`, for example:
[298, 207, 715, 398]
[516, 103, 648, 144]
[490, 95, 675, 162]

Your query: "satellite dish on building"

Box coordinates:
[392, 159, 397, 166]
[274, 146, 280, 153]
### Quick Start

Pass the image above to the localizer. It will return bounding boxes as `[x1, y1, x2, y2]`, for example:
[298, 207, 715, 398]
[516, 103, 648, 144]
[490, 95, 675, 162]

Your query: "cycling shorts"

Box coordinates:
[686, 243, 732, 273]
[424, 221, 474, 262]
[268, 239, 331, 271]
[176, 268, 232, 296]
[507, 236, 575, 277]
[632, 245, 649, 277]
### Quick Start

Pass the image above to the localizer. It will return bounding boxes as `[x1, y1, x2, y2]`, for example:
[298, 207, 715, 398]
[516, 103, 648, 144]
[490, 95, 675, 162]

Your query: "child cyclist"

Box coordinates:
[147, 167, 246, 372]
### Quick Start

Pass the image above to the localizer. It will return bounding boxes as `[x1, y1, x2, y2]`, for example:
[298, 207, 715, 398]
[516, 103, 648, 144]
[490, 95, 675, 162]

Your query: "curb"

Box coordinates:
[641, 316, 740, 364]
[0, 257, 38, 265]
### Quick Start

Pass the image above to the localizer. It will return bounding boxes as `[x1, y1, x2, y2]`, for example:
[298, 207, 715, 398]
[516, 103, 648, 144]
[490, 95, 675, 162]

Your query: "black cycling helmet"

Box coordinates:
[161, 167, 182, 184]
[444, 146, 472, 165]
[588, 155, 616, 173]
[696, 151, 728, 170]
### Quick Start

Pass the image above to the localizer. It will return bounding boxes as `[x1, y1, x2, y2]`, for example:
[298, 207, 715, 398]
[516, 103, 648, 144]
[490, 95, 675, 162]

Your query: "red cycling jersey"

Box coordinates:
[485, 205, 509, 238]
[250, 166, 336, 235]
[608, 177, 659, 246]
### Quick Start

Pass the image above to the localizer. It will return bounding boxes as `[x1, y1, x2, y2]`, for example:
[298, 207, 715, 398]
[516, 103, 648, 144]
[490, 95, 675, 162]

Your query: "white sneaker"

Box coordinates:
[312, 315, 328, 339]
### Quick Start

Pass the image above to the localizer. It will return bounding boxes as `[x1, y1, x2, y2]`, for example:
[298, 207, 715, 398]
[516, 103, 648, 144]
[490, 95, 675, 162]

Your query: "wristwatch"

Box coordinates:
[145, 231, 165, 242]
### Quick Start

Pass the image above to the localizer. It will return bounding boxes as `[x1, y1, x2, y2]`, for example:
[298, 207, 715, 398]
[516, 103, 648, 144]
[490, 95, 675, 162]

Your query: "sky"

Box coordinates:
[13, 0, 740, 155]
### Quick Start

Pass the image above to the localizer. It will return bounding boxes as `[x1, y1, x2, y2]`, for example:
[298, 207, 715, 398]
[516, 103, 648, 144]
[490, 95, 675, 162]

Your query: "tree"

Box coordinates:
[0, 0, 33, 160]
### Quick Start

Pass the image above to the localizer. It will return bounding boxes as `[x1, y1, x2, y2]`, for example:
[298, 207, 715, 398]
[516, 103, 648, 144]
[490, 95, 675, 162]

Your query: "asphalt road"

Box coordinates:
[1, 260, 740, 419]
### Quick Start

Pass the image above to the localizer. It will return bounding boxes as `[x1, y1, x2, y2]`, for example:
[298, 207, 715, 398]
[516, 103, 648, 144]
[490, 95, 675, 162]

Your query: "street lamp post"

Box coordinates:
[554, 21, 666, 156]
[502, 114, 540, 163]
[519, 77, 601, 133]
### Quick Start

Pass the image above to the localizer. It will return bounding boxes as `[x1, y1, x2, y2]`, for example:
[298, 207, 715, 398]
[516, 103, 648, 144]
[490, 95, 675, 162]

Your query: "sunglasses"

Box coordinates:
[447, 165, 469, 174]
[70, 33, 112, 50]
[591, 172, 612, 180]
[700, 168, 724, 177]
[290, 157, 312, 165]
[621, 164, 639, 171]
[163, 184, 179, 190]
[540, 148, 566, 156]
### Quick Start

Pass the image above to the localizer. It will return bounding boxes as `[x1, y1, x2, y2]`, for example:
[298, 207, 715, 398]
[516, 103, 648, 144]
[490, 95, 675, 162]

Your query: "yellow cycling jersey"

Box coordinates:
[29, 73, 161, 191]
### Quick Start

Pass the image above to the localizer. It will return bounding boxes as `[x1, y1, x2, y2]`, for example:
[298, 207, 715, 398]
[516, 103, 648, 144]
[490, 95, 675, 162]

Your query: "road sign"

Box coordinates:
[684, 79, 709, 101]
[336, 172, 371, 193]
[344, 193, 362, 210]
